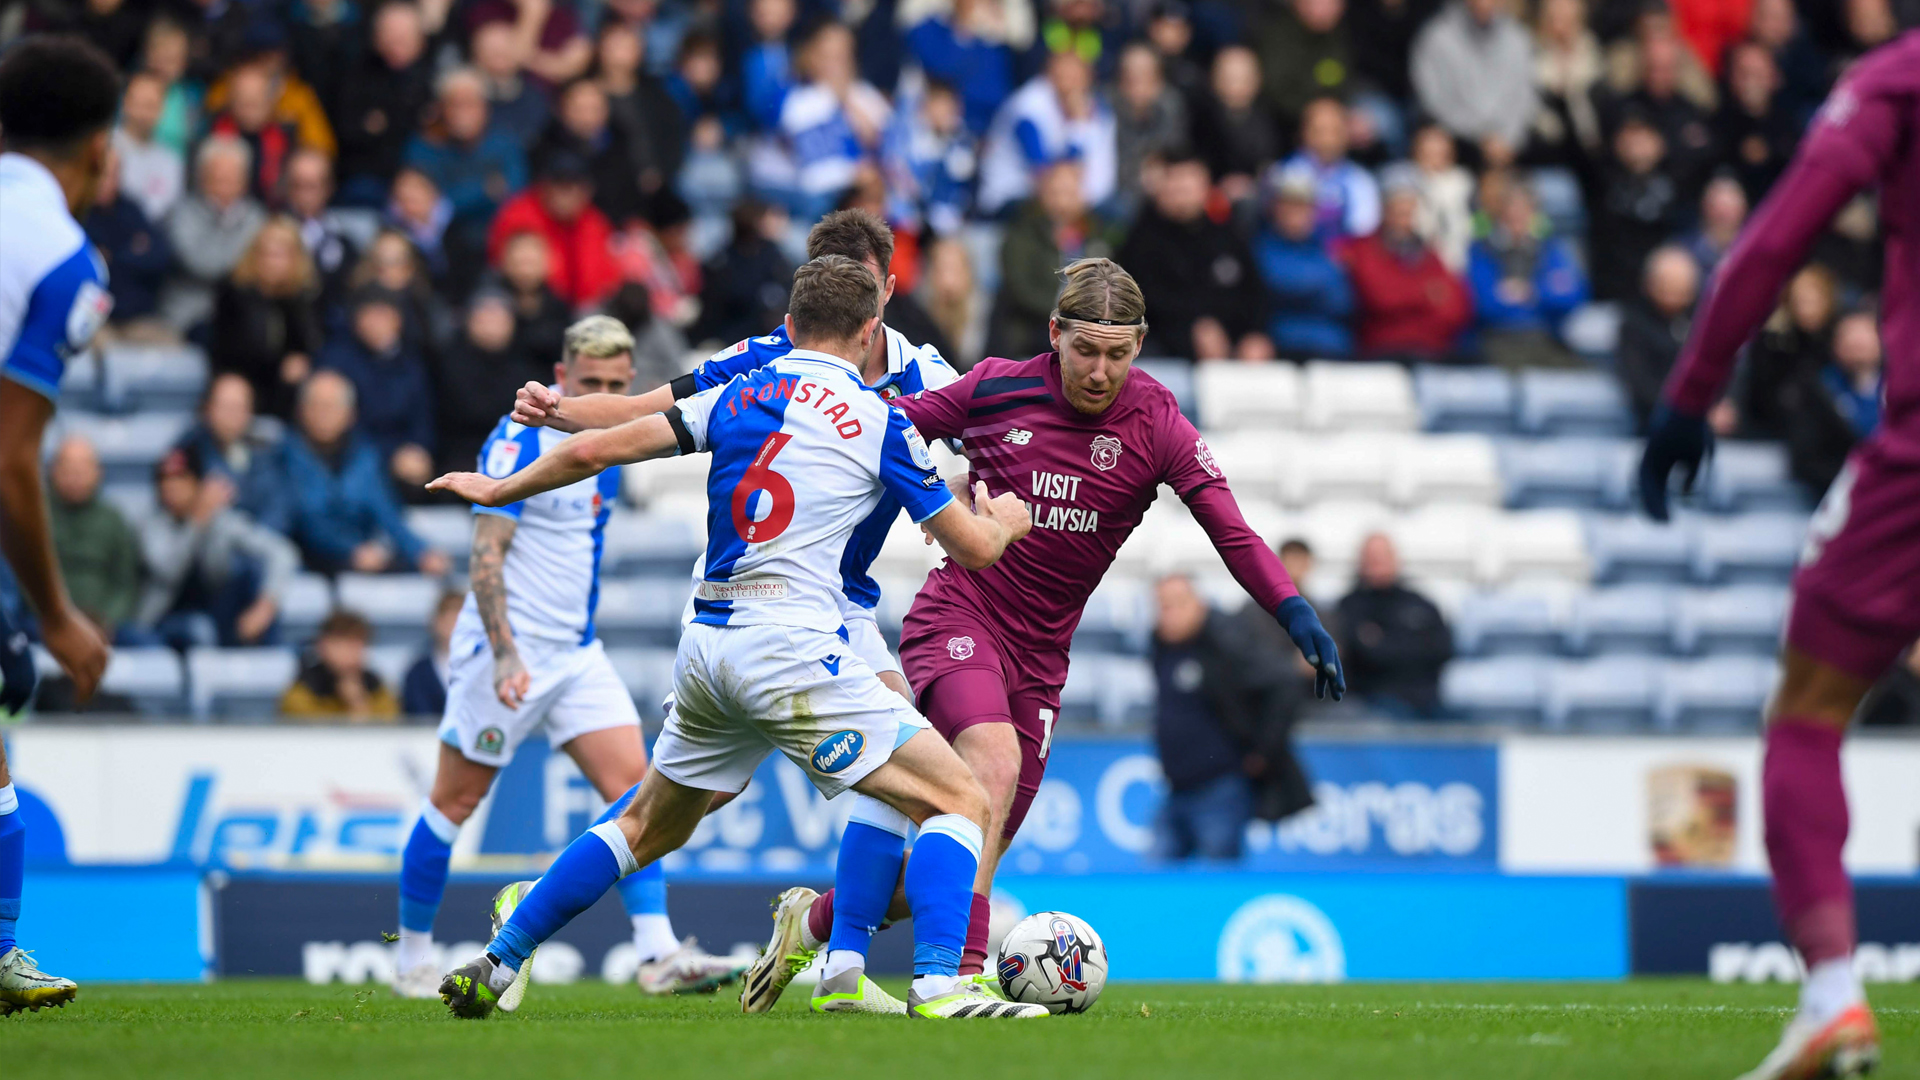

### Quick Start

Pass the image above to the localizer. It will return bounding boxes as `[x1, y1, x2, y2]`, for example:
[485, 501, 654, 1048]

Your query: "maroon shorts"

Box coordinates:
[898, 603, 1063, 842]
[1787, 439, 1920, 681]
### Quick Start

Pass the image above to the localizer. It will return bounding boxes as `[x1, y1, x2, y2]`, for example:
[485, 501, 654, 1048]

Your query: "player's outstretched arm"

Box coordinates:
[429, 414, 683, 506]
[511, 381, 678, 433]
[0, 380, 108, 701]
[921, 481, 1032, 570]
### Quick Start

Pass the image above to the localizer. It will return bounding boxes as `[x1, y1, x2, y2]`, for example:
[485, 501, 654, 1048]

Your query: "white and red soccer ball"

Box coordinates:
[995, 911, 1108, 1014]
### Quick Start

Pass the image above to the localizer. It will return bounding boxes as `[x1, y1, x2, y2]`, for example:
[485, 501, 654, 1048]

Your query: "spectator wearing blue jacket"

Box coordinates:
[282, 370, 448, 576]
[402, 68, 527, 269]
[1467, 181, 1588, 370]
[904, 0, 1017, 135]
[742, 0, 797, 131]
[1253, 164, 1353, 359]
[778, 21, 890, 219]
[880, 80, 976, 236]
[317, 289, 437, 494]
[174, 373, 296, 536]
[83, 156, 174, 325]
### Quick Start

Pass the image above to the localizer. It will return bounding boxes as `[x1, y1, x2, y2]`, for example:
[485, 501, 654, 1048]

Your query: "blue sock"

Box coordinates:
[902, 814, 982, 978]
[829, 797, 911, 957]
[0, 783, 23, 956]
[489, 821, 635, 971]
[590, 785, 668, 920]
[398, 801, 459, 934]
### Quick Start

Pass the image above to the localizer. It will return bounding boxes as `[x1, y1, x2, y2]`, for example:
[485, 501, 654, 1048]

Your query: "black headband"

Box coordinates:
[1059, 312, 1145, 326]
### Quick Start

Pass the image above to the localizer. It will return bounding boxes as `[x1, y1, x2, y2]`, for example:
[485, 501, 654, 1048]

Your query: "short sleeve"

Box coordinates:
[693, 328, 787, 391]
[1153, 403, 1225, 501]
[878, 407, 954, 523]
[473, 418, 541, 519]
[2, 243, 110, 401]
[672, 382, 726, 453]
[895, 361, 984, 443]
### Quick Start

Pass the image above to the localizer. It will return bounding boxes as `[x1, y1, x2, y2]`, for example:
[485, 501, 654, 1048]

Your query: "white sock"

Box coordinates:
[631, 914, 680, 964]
[1800, 956, 1863, 1022]
[486, 958, 519, 994]
[396, 928, 434, 973]
[822, 949, 864, 981]
[912, 974, 959, 999]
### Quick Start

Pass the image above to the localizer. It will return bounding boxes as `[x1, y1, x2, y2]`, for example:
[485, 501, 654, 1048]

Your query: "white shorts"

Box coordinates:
[651, 622, 930, 798]
[844, 617, 902, 677]
[438, 636, 641, 768]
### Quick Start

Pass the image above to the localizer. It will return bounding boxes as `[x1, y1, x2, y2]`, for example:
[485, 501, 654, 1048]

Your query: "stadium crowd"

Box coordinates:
[3, 0, 1916, 724]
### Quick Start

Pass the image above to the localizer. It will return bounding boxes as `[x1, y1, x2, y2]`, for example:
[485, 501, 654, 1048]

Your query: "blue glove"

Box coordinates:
[0, 622, 37, 717]
[1276, 596, 1344, 701]
[1637, 405, 1712, 523]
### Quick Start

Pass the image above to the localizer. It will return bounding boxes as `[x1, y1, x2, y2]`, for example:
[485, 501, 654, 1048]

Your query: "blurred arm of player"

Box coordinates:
[920, 480, 1032, 570]
[0, 380, 108, 699]
[510, 380, 678, 434]
[429, 413, 682, 505]
[468, 513, 529, 709]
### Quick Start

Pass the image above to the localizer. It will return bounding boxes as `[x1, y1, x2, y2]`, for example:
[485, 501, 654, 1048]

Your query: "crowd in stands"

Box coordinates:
[4, 0, 1915, 722]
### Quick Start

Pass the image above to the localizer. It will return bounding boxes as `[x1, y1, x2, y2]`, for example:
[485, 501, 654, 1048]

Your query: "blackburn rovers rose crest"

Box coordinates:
[1090, 435, 1124, 471]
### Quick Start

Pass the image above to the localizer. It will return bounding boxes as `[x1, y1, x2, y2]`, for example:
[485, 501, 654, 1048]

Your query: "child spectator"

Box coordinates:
[281, 609, 400, 722]
[1278, 96, 1379, 241]
[1253, 164, 1354, 359]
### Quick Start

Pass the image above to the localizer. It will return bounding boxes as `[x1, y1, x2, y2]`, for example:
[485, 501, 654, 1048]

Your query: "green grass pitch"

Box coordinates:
[6, 980, 1915, 1079]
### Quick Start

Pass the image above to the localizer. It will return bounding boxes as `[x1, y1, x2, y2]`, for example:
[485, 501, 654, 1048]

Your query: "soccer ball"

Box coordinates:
[995, 911, 1107, 1014]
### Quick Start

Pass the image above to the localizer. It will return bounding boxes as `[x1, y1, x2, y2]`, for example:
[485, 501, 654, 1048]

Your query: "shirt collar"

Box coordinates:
[0, 153, 72, 222]
[783, 347, 865, 378]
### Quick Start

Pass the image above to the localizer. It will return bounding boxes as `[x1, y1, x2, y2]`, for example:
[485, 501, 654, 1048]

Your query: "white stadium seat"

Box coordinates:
[1302, 361, 1418, 432]
[621, 452, 710, 506]
[188, 647, 299, 720]
[1566, 585, 1675, 656]
[1201, 432, 1294, 504]
[1440, 657, 1544, 725]
[1706, 441, 1806, 513]
[1585, 513, 1695, 584]
[365, 644, 418, 695]
[606, 647, 678, 713]
[1387, 503, 1497, 582]
[1294, 499, 1392, 576]
[1691, 513, 1807, 584]
[405, 507, 475, 561]
[593, 579, 693, 646]
[1487, 510, 1589, 584]
[603, 512, 704, 574]
[1194, 361, 1302, 432]
[279, 573, 337, 642]
[1673, 585, 1789, 655]
[1454, 588, 1564, 657]
[1656, 656, 1775, 732]
[335, 573, 445, 642]
[1413, 364, 1514, 433]
[1499, 437, 1628, 509]
[1515, 370, 1633, 436]
[1389, 434, 1502, 507]
[37, 645, 188, 714]
[1281, 432, 1397, 505]
[1544, 656, 1659, 730]
[52, 411, 195, 484]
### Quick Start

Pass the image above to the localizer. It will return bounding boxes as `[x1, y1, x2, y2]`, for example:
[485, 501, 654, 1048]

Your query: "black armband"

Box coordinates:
[669, 373, 699, 400]
[664, 406, 696, 455]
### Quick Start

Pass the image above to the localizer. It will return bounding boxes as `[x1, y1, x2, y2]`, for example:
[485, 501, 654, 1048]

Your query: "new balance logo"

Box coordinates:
[1004, 428, 1034, 445]
[820, 655, 842, 675]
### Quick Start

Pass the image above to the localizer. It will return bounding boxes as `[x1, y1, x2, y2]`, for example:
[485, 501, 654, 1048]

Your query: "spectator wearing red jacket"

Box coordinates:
[1345, 166, 1472, 363]
[486, 152, 622, 309]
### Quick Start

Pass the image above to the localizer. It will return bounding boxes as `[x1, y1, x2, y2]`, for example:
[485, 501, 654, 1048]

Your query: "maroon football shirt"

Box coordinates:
[897, 352, 1299, 686]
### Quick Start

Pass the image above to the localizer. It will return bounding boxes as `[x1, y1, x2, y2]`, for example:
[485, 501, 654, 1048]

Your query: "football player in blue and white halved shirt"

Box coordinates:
[428, 254, 1045, 1021]
[0, 37, 123, 1016]
[392, 317, 746, 1005]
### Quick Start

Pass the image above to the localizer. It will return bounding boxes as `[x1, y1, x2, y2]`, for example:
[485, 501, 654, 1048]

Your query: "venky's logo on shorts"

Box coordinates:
[1090, 435, 1124, 472]
[810, 729, 866, 774]
[947, 636, 976, 660]
[475, 726, 506, 755]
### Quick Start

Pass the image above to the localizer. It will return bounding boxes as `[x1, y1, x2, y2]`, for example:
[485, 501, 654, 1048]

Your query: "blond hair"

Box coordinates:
[562, 314, 635, 365]
[231, 216, 317, 298]
[1051, 257, 1147, 335]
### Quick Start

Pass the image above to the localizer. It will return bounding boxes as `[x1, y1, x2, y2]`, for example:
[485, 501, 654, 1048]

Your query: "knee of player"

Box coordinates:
[941, 775, 992, 834]
[430, 789, 484, 826]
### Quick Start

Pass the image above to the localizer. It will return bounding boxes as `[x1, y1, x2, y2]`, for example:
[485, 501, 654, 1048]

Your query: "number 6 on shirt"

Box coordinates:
[732, 431, 797, 542]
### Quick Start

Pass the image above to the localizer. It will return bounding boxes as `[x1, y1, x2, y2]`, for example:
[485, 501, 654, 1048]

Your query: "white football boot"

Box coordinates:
[0, 948, 78, 1015]
[637, 937, 751, 995]
[907, 981, 1048, 1020]
[810, 967, 907, 1015]
[1736, 1003, 1880, 1080]
[391, 958, 444, 1000]
[739, 887, 819, 1013]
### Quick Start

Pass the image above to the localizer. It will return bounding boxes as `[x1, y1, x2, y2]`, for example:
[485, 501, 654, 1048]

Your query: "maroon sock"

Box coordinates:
[805, 888, 835, 947]
[958, 892, 993, 975]
[1764, 719, 1856, 966]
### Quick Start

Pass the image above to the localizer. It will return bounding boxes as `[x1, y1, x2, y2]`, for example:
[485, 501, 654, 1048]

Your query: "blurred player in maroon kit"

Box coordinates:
[753, 258, 1343, 1009]
[1639, 30, 1920, 1080]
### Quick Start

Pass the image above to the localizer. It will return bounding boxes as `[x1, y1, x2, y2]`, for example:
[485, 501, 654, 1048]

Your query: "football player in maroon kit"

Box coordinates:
[1639, 30, 1920, 1080]
[745, 258, 1343, 1012]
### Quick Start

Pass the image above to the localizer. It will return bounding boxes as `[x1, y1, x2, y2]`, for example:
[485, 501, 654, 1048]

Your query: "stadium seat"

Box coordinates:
[1560, 302, 1622, 359]
[1656, 656, 1774, 732]
[1515, 370, 1633, 436]
[1201, 432, 1294, 504]
[1566, 585, 1675, 656]
[1059, 656, 1101, 724]
[1407, 575, 1474, 624]
[1487, 510, 1589, 584]
[605, 647, 678, 713]
[59, 343, 209, 412]
[1585, 514, 1695, 583]
[365, 644, 419, 698]
[602, 512, 703, 575]
[1691, 513, 1808, 584]
[1096, 656, 1156, 728]
[1294, 500, 1393, 579]
[1282, 432, 1397, 505]
[1412, 364, 1514, 434]
[1673, 585, 1790, 655]
[1390, 434, 1502, 507]
[1499, 437, 1624, 509]
[1137, 509, 1222, 577]
[1074, 579, 1152, 654]
[335, 573, 444, 644]
[54, 411, 195, 485]
[405, 507, 475, 564]
[1194, 361, 1302, 432]
[1543, 656, 1658, 730]
[188, 647, 299, 720]
[1439, 657, 1544, 725]
[621, 452, 710, 506]
[36, 645, 188, 715]
[592, 579, 690, 646]
[1388, 504, 1496, 581]
[1135, 359, 1196, 418]
[1706, 441, 1807, 513]
[1453, 588, 1564, 656]
[279, 573, 337, 643]
[1302, 361, 1418, 432]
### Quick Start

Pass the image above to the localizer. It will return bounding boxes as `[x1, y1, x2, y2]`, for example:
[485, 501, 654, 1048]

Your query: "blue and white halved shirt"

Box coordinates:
[0, 153, 112, 402]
